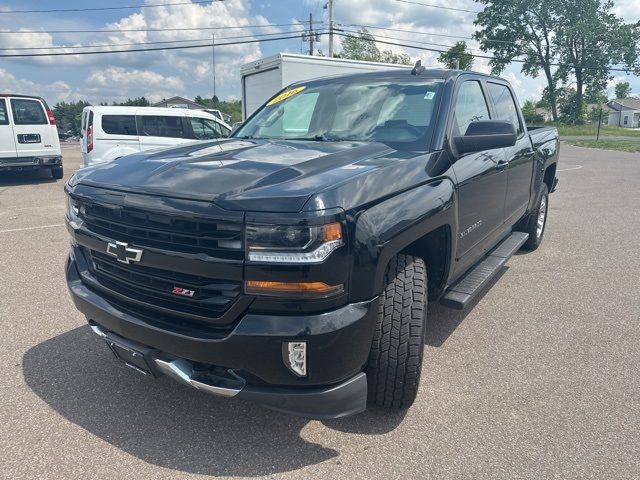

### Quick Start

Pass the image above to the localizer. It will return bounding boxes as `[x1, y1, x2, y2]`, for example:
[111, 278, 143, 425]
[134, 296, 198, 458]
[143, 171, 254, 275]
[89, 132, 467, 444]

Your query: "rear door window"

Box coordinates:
[102, 115, 137, 136]
[0, 99, 8, 125]
[10, 98, 47, 125]
[140, 115, 185, 138]
[487, 83, 523, 135]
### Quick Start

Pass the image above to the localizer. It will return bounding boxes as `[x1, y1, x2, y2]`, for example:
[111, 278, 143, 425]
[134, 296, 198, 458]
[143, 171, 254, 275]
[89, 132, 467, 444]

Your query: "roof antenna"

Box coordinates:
[411, 59, 425, 76]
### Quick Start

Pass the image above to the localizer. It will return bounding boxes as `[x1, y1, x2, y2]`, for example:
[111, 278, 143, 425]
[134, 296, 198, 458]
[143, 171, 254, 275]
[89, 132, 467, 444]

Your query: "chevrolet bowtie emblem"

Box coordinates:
[106, 241, 143, 264]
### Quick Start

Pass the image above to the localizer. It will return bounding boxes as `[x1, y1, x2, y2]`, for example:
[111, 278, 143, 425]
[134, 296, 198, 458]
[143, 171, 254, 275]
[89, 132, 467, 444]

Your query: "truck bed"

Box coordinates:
[528, 126, 558, 149]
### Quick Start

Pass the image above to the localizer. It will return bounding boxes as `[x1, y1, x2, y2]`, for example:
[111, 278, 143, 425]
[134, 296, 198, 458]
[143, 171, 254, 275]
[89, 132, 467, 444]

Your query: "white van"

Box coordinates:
[80, 106, 232, 168]
[0, 94, 63, 178]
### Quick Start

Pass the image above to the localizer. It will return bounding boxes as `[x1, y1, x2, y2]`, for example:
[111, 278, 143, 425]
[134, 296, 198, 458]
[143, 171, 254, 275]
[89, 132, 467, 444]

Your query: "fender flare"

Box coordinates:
[349, 178, 457, 302]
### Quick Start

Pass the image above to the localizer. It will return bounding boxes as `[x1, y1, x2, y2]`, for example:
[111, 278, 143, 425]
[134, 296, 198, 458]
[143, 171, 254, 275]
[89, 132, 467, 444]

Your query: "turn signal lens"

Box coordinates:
[323, 222, 343, 242]
[245, 280, 344, 298]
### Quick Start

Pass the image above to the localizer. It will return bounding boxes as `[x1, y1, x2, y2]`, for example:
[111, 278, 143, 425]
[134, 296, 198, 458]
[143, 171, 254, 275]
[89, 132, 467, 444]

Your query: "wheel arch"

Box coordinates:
[543, 162, 557, 193]
[350, 179, 457, 302]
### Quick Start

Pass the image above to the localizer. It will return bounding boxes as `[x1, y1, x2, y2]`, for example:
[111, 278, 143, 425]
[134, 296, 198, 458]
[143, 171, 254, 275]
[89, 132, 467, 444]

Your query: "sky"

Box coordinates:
[0, 0, 639, 107]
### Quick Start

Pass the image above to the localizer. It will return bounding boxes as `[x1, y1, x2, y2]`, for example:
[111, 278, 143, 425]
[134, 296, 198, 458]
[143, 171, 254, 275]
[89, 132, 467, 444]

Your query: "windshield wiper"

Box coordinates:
[295, 133, 341, 142]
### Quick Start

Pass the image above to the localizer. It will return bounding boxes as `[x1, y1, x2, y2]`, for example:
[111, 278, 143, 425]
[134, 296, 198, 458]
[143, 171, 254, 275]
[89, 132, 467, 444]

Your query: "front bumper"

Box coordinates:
[66, 254, 378, 418]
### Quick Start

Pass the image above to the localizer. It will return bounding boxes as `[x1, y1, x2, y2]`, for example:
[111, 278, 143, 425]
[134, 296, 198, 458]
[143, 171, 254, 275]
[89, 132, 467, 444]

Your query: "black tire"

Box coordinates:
[366, 254, 426, 409]
[520, 184, 549, 251]
[52, 166, 64, 180]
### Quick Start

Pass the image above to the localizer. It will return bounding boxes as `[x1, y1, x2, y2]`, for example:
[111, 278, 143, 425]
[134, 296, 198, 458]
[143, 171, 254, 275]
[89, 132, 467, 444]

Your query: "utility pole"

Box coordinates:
[301, 13, 321, 56]
[326, 0, 335, 57]
[309, 13, 314, 55]
[212, 34, 216, 100]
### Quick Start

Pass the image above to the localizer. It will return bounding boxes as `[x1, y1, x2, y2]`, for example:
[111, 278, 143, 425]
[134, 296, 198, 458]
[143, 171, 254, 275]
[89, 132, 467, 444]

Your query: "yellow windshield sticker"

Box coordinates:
[267, 86, 306, 106]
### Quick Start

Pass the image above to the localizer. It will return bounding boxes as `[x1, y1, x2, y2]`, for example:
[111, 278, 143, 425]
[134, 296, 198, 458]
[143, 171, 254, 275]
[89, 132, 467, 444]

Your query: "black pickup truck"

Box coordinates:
[65, 68, 558, 419]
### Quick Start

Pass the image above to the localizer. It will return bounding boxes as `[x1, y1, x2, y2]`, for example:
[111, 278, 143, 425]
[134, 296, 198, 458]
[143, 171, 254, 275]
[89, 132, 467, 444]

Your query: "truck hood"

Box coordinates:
[76, 139, 396, 212]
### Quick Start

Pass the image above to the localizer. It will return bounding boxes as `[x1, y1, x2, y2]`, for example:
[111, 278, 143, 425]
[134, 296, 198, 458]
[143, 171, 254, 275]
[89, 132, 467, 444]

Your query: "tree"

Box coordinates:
[194, 96, 242, 123]
[615, 81, 632, 99]
[473, 0, 640, 123]
[588, 104, 607, 124]
[380, 49, 411, 65]
[521, 100, 544, 124]
[53, 100, 90, 135]
[340, 28, 380, 62]
[339, 28, 412, 65]
[474, 0, 562, 121]
[553, 0, 639, 122]
[438, 41, 474, 70]
[113, 96, 150, 106]
[557, 88, 586, 124]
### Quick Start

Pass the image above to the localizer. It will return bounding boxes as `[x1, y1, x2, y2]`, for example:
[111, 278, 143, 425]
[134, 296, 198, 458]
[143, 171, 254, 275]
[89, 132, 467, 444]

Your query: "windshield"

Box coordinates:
[234, 77, 443, 148]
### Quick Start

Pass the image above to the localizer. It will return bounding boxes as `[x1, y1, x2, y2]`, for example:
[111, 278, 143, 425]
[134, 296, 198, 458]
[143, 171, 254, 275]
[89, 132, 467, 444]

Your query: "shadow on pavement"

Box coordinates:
[23, 325, 404, 476]
[425, 267, 507, 347]
[0, 169, 58, 186]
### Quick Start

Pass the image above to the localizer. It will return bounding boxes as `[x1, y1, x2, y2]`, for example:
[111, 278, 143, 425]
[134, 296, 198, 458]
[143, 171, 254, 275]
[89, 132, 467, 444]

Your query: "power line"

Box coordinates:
[0, 33, 320, 58]
[344, 24, 483, 42]
[394, 0, 480, 14]
[0, 30, 307, 51]
[0, 1, 221, 14]
[340, 28, 485, 53]
[335, 32, 639, 73]
[346, 23, 623, 52]
[0, 22, 321, 35]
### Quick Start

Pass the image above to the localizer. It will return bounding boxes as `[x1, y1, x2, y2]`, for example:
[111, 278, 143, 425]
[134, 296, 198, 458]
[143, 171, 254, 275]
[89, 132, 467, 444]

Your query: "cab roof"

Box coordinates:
[292, 68, 508, 85]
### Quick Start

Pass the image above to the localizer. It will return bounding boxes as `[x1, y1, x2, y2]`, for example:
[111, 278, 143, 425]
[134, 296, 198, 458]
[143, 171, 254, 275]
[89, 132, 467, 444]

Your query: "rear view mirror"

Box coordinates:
[454, 120, 516, 154]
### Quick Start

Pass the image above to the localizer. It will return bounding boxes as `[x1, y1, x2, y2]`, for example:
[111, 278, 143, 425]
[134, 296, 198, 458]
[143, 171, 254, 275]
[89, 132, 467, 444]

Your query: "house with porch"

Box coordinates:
[607, 98, 640, 128]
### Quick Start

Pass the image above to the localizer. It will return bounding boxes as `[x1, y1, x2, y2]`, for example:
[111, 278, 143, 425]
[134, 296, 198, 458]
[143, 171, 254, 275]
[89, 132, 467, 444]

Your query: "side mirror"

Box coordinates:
[453, 120, 517, 155]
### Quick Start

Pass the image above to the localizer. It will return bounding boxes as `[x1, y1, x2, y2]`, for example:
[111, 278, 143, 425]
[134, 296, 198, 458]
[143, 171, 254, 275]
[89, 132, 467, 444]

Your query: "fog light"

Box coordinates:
[284, 341, 307, 377]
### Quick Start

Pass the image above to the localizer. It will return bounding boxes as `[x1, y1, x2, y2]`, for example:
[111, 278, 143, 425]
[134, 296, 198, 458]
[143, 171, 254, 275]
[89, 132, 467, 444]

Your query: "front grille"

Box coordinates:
[88, 250, 242, 320]
[83, 202, 243, 259]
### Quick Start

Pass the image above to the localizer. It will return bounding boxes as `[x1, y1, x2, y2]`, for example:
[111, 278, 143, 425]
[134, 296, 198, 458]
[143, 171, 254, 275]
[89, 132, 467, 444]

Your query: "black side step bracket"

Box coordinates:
[440, 232, 529, 310]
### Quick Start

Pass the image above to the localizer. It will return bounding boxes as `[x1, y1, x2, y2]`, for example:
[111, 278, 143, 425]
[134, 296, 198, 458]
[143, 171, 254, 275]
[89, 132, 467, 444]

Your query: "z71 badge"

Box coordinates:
[172, 287, 195, 298]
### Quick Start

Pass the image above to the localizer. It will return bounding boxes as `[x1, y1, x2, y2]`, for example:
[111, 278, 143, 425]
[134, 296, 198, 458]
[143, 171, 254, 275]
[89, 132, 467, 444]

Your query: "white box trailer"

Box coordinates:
[240, 53, 412, 120]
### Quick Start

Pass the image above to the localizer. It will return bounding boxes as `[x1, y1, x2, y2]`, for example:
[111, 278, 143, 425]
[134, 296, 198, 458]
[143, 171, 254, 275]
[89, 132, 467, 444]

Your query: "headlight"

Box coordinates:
[66, 172, 78, 189]
[246, 222, 343, 263]
[66, 195, 84, 228]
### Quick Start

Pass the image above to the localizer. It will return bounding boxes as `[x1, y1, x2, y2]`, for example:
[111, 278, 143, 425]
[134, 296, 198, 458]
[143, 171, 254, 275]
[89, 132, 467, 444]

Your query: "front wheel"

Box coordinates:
[366, 254, 426, 409]
[520, 184, 549, 251]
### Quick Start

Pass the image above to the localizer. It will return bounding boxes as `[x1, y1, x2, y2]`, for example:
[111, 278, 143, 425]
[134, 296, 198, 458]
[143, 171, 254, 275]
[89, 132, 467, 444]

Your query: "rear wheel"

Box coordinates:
[366, 254, 426, 409]
[520, 184, 549, 251]
[52, 166, 63, 180]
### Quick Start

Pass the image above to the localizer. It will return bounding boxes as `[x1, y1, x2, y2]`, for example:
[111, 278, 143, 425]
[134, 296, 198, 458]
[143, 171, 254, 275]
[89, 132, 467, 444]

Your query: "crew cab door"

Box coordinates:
[450, 80, 508, 274]
[0, 98, 17, 160]
[486, 82, 535, 224]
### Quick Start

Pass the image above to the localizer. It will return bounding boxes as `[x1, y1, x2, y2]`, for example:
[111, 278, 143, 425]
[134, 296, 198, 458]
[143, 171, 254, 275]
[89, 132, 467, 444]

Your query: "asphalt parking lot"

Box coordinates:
[1, 143, 639, 479]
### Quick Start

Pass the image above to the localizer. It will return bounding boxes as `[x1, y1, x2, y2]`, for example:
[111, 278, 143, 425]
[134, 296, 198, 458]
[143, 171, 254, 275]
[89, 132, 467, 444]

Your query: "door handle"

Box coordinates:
[496, 160, 509, 170]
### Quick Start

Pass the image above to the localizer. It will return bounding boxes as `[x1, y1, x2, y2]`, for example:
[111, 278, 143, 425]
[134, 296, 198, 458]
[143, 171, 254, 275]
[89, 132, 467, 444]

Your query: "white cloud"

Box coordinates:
[613, 0, 640, 22]
[0, 0, 269, 95]
[0, 68, 73, 104]
[86, 67, 184, 103]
